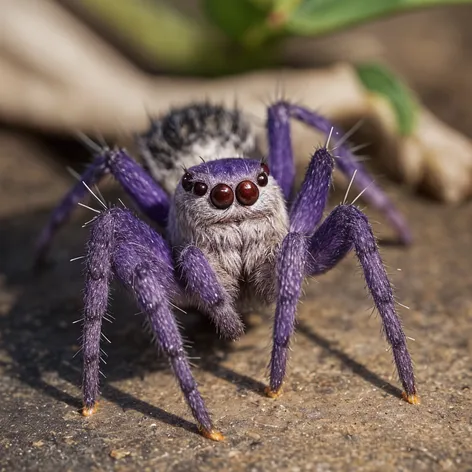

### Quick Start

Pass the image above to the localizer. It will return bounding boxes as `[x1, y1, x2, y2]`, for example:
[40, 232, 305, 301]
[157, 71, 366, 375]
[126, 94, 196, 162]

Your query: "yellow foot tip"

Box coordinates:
[81, 404, 98, 417]
[199, 427, 225, 442]
[402, 392, 420, 405]
[264, 386, 282, 399]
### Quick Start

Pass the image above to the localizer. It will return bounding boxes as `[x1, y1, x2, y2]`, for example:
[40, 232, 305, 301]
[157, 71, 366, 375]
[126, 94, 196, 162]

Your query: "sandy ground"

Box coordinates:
[1, 6, 472, 472]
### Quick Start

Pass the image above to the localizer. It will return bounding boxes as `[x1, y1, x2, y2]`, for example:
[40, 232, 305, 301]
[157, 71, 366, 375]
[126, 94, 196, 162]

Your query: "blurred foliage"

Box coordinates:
[81, 0, 472, 75]
[79, 0, 470, 135]
[205, 0, 472, 45]
[355, 63, 418, 135]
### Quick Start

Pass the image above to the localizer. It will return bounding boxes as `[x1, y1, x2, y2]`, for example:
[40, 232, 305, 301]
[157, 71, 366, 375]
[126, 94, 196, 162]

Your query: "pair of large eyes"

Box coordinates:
[181, 164, 269, 209]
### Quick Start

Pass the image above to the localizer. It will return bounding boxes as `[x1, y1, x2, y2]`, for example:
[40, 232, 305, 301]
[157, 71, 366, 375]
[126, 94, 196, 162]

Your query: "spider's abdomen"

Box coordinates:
[137, 103, 256, 193]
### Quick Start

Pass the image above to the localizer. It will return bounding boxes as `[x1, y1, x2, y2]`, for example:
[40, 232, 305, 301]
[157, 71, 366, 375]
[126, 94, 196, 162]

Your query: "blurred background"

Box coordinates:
[2, 0, 472, 208]
[1, 1, 472, 471]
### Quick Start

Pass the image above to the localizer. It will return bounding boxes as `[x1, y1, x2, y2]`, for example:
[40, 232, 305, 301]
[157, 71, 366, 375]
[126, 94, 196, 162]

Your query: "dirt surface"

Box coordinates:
[1, 136, 471, 472]
[1, 7, 472, 472]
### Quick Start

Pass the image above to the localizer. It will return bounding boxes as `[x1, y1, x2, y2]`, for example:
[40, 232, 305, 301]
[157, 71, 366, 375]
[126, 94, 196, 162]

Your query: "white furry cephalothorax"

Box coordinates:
[168, 160, 288, 308]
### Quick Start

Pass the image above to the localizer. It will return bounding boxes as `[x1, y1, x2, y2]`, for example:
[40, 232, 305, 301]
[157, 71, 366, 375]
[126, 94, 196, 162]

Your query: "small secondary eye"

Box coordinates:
[261, 163, 270, 175]
[210, 184, 234, 209]
[193, 182, 208, 196]
[257, 172, 268, 187]
[182, 172, 193, 191]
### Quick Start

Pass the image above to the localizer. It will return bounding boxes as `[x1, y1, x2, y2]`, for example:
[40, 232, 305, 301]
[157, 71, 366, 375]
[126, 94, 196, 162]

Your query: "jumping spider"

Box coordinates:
[37, 101, 418, 441]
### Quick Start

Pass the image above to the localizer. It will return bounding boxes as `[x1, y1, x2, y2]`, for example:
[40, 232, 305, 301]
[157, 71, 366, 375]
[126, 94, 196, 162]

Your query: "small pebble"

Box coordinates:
[109, 449, 131, 460]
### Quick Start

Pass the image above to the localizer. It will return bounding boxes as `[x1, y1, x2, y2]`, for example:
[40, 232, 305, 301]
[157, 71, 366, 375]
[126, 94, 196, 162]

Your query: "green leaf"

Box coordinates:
[286, 0, 472, 36]
[356, 63, 418, 135]
[203, 0, 269, 41]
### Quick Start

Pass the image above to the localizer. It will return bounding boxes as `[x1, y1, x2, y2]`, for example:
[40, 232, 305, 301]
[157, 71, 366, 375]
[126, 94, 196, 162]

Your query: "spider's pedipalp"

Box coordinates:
[177, 245, 244, 340]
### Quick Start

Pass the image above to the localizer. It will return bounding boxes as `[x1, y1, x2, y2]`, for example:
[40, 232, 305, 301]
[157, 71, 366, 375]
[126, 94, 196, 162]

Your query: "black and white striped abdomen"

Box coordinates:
[136, 102, 257, 194]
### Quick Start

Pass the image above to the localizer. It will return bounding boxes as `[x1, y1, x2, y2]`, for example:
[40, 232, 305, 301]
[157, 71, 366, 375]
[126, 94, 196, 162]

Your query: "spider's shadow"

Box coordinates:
[297, 322, 403, 399]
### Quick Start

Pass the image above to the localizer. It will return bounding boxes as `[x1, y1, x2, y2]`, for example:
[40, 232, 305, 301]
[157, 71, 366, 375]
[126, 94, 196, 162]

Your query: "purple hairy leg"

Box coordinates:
[82, 207, 224, 440]
[35, 155, 107, 263]
[267, 232, 307, 397]
[105, 149, 169, 223]
[306, 204, 418, 402]
[289, 147, 334, 235]
[268, 101, 412, 244]
[267, 103, 295, 199]
[267, 146, 333, 395]
[36, 148, 170, 263]
[177, 246, 244, 340]
[82, 206, 113, 415]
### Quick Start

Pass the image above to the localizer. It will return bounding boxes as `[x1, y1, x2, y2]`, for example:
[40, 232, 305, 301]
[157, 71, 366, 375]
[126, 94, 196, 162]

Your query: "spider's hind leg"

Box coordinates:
[266, 101, 411, 244]
[35, 153, 107, 265]
[81, 207, 223, 440]
[36, 148, 170, 265]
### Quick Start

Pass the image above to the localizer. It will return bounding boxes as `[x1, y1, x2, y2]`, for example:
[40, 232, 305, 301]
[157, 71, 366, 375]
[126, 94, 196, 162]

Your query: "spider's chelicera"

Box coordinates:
[36, 101, 418, 441]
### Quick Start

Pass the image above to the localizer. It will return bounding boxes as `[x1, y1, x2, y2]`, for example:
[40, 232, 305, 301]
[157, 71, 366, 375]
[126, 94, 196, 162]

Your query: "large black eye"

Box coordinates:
[181, 172, 193, 191]
[210, 184, 234, 209]
[193, 182, 208, 196]
[236, 180, 259, 206]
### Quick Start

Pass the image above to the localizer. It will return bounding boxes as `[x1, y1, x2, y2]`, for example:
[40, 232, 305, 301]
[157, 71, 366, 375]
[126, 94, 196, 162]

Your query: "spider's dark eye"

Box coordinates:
[210, 184, 234, 209]
[236, 180, 259, 206]
[182, 172, 193, 192]
[193, 182, 208, 196]
[257, 172, 268, 187]
[257, 163, 269, 187]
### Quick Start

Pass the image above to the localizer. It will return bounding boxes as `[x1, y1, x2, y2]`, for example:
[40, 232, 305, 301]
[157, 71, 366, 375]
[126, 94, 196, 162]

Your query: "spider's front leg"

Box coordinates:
[267, 146, 333, 397]
[266, 146, 418, 403]
[267, 101, 412, 244]
[306, 205, 418, 403]
[81, 207, 224, 441]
